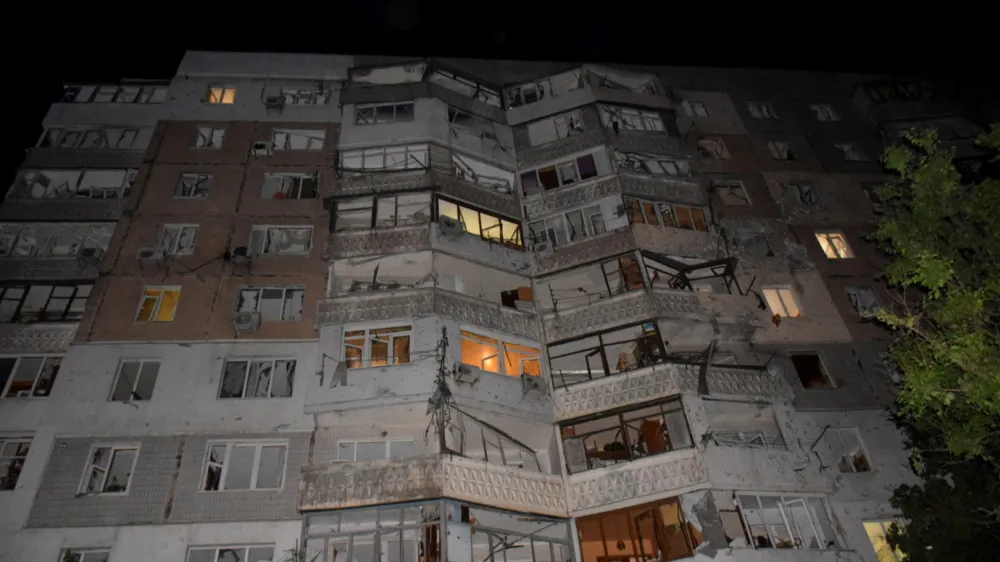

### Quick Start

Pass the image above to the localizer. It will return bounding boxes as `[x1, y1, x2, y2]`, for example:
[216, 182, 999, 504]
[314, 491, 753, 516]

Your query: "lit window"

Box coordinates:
[816, 231, 853, 259]
[59, 549, 111, 562]
[187, 546, 275, 562]
[762, 287, 801, 318]
[437, 198, 522, 247]
[135, 286, 180, 322]
[830, 428, 872, 472]
[460, 330, 540, 377]
[192, 127, 225, 148]
[81, 444, 138, 494]
[249, 226, 313, 256]
[712, 181, 751, 206]
[343, 326, 411, 369]
[156, 225, 198, 256]
[746, 102, 778, 119]
[219, 358, 295, 399]
[202, 441, 286, 491]
[109, 360, 160, 402]
[0, 356, 61, 398]
[810, 104, 841, 122]
[236, 287, 304, 322]
[0, 438, 30, 490]
[683, 100, 709, 117]
[336, 439, 416, 461]
[835, 143, 868, 162]
[791, 353, 834, 388]
[864, 521, 904, 562]
[175, 173, 212, 198]
[206, 86, 236, 104]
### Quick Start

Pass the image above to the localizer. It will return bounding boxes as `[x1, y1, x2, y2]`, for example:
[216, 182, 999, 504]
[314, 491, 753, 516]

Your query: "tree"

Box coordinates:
[874, 124, 1000, 561]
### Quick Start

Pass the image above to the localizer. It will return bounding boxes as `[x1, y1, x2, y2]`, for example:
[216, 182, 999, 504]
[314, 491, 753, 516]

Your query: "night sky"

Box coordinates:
[2, 0, 993, 185]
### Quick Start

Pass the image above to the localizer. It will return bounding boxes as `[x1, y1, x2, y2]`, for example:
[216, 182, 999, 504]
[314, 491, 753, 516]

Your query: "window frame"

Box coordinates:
[830, 427, 873, 473]
[334, 192, 433, 231]
[529, 204, 607, 248]
[712, 180, 752, 206]
[736, 493, 839, 550]
[436, 196, 524, 248]
[624, 197, 710, 232]
[192, 126, 225, 149]
[339, 144, 430, 175]
[334, 438, 417, 462]
[260, 172, 319, 200]
[697, 137, 731, 160]
[236, 286, 305, 322]
[548, 321, 666, 389]
[835, 142, 868, 162]
[0, 222, 114, 258]
[599, 105, 666, 133]
[746, 101, 779, 119]
[58, 549, 113, 562]
[248, 225, 314, 256]
[845, 285, 880, 318]
[272, 128, 326, 151]
[1, 355, 62, 398]
[767, 140, 796, 161]
[79, 443, 140, 495]
[762, 287, 801, 318]
[175, 173, 213, 199]
[156, 224, 199, 256]
[683, 100, 709, 117]
[280, 87, 330, 106]
[135, 286, 181, 323]
[109, 359, 160, 402]
[206, 85, 236, 104]
[343, 325, 412, 370]
[0, 283, 92, 323]
[0, 437, 31, 491]
[186, 545, 276, 562]
[459, 329, 541, 377]
[218, 357, 297, 399]
[791, 183, 818, 206]
[815, 231, 854, 259]
[201, 440, 288, 492]
[809, 104, 841, 122]
[519, 152, 601, 196]
[354, 101, 416, 125]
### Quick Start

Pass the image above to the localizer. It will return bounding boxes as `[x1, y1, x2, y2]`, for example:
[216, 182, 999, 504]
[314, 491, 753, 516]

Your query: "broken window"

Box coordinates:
[156, 224, 198, 256]
[520, 152, 600, 196]
[351, 62, 427, 85]
[248, 226, 312, 256]
[0, 438, 30, 490]
[281, 88, 330, 105]
[506, 69, 584, 108]
[548, 322, 665, 388]
[613, 150, 691, 177]
[344, 326, 411, 369]
[175, 173, 213, 198]
[460, 330, 540, 377]
[260, 173, 318, 200]
[864, 521, 904, 562]
[737, 494, 838, 549]
[355, 102, 415, 125]
[10, 169, 135, 199]
[790, 353, 834, 388]
[340, 144, 429, 175]
[815, 231, 853, 259]
[0, 283, 91, 323]
[429, 69, 501, 107]
[845, 285, 880, 318]
[82, 444, 138, 494]
[437, 197, 522, 246]
[704, 399, 786, 449]
[835, 142, 868, 162]
[591, 66, 659, 94]
[0, 356, 61, 398]
[219, 358, 295, 399]
[187, 546, 275, 562]
[576, 496, 696, 562]
[529, 205, 605, 248]
[829, 428, 872, 472]
[711, 180, 751, 206]
[335, 193, 432, 230]
[768, 141, 796, 160]
[109, 360, 160, 402]
[527, 111, 585, 146]
[747, 101, 779, 119]
[683, 100, 709, 117]
[697, 137, 731, 160]
[206, 86, 236, 104]
[273, 128, 326, 151]
[0, 223, 112, 258]
[599, 105, 665, 133]
[59, 549, 111, 562]
[791, 183, 818, 206]
[625, 197, 709, 232]
[192, 127, 225, 149]
[452, 153, 514, 193]
[135, 286, 181, 322]
[810, 104, 840, 122]
[237, 287, 304, 322]
[447, 106, 496, 136]
[63, 84, 165, 104]
[336, 439, 416, 461]
[561, 397, 691, 473]
[202, 441, 286, 491]
[762, 287, 801, 318]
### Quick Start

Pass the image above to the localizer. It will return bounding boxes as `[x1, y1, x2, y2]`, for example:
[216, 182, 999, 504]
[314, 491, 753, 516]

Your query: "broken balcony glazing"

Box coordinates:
[548, 321, 667, 388]
[0, 223, 113, 258]
[0, 283, 91, 323]
[8, 169, 136, 200]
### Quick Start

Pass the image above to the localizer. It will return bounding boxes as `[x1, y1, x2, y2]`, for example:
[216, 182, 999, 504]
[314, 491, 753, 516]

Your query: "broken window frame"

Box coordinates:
[641, 252, 737, 293]
[451, 153, 514, 192]
[682, 100, 710, 117]
[0, 283, 92, 323]
[281, 87, 331, 106]
[529, 205, 606, 248]
[80, 443, 139, 495]
[175, 173, 213, 199]
[0, 355, 61, 399]
[790, 352, 835, 389]
[0, 437, 30, 491]
[746, 101, 779, 119]
[339, 144, 430, 175]
[219, 358, 296, 399]
[548, 321, 666, 388]
[334, 192, 433, 231]
[791, 183, 818, 206]
[599, 105, 666, 133]
[864, 520, 905, 562]
[519, 152, 600, 196]
[156, 224, 199, 256]
[260, 172, 319, 200]
[109, 359, 160, 402]
[505, 69, 584, 108]
[10, 169, 136, 200]
[815, 231, 854, 259]
[612, 149, 691, 177]
[436, 196, 524, 247]
[335, 438, 416, 462]
[343, 325, 412, 370]
[762, 287, 801, 318]
[829, 428, 873, 473]
[697, 137, 731, 160]
[186, 545, 276, 562]
[736, 493, 839, 550]
[447, 106, 497, 138]
[201, 440, 288, 491]
[0, 222, 113, 258]
[576, 496, 696, 562]
[192, 127, 225, 149]
[835, 142, 868, 162]
[845, 285, 880, 318]
[809, 104, 841, 122]
[543, 253, 646, 311]
[355, 102, 416, 125]
[236, 286, 305, 322]
[135, 286, 181, 322]
[560, 396, 692, 474]
[59, 548, 112, 562]
[429, 69, 502, 107]
[63, 84, 166, 104]
[767, 140, 796, 161]
[624, 197, 710, 232]
[38, 127, 142, 150]
[272, 128, 326, 151]
[206, 85, 236, 104]
[459, 329, 541, 377]
[527, 110, 586, 146]
[248, 226, 314, 256]
[712, 180, 752, 206]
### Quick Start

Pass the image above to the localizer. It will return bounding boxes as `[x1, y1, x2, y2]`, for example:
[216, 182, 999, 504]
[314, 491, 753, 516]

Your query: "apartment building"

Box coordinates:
[0, 51, 990, 562]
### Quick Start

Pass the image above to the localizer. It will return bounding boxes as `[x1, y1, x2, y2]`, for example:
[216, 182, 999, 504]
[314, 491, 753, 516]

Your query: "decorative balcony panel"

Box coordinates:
[619, 175, 707, 207]
[552, 362, 696, 421]
[0, 323, 77, 353]
[523, 176, 621, 219]
[0, 199, 124, 222]
[568, 449, 708, 513]
[21, 148, 145, 170]
[434, 290, 541, 340]
[328, 225, 431, 259]
[652, 289, 705, 319]
[534, 227, 634, 276]
[299, 455, 567, 517]
[516, 129, 606, 170]
[544, 290, 652, 343]
[705, 366, 791, 399]
[317, 289, 434, 325]
[0, 258, 100, 281]
[334, 170, 432, 197]
[437, 175, 520, 217]
[631, 223, 719, 261]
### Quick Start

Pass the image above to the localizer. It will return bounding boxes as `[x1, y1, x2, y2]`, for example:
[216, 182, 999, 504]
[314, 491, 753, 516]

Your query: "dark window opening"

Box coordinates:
[791, 353, 834, 388]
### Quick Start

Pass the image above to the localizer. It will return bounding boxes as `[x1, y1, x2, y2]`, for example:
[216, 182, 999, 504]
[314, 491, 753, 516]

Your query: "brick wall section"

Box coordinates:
[27, 436, 181, 528]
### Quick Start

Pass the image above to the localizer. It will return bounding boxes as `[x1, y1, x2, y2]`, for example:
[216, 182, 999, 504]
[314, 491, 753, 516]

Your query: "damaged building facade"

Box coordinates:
[1, 51, 993, 562]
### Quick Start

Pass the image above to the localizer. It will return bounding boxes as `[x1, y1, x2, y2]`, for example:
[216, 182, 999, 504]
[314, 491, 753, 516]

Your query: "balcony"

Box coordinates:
[0, 258, 101, 282]
[618, 174, 706, 207]
[327, 224, 432, 259]
[0, 322, 77, 353]
[523, 176, 621, 219]
[21, 147, 145, 169]
[0, 199, 124, 222]
[299, 454, 568, 517]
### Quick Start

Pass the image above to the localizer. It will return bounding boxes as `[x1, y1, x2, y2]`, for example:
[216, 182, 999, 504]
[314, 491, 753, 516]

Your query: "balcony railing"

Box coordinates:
[567, 448, 708, 513]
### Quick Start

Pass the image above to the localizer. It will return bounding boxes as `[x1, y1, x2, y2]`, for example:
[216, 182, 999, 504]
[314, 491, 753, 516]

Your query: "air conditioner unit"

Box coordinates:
[252, 141, 273, 156]
[229, 246, 251, 265]
[438, 216, 464, 236]
[454, 363, 479, 385]
[77, 247, 104, 264]
[136, 247, 164, 261]
[234, 311, 262, 333]
[521, 374, 543, 394]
